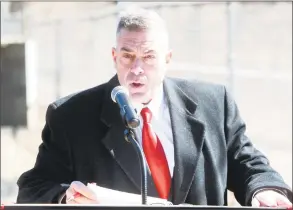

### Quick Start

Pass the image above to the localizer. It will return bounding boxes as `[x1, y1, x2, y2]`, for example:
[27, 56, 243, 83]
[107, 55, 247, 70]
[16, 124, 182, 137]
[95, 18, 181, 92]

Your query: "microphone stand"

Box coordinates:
[123, 120, 148, 205]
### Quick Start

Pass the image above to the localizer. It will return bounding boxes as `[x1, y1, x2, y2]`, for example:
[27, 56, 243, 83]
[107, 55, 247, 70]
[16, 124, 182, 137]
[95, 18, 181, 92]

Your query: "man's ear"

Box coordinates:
[112, 47, 117, 63]
[166, 50, 172, 64]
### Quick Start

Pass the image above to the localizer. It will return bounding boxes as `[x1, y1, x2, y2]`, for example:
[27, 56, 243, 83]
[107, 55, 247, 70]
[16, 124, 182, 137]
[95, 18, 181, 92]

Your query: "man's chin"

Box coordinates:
[130, 93, 150, 104]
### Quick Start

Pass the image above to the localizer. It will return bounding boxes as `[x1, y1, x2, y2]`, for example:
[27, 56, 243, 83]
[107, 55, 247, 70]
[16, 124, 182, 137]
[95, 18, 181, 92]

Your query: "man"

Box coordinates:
[17, 7, 292, 206]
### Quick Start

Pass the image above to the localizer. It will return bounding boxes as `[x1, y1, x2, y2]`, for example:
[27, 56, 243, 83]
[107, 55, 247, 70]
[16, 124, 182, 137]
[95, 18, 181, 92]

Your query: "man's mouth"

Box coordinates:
[130, 82, 144, 88]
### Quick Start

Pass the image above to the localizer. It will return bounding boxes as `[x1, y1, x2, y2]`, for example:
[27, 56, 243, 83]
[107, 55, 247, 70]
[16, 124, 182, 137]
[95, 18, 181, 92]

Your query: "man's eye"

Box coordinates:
[144, 55, 155, 59]
[123, 54, 134, 59]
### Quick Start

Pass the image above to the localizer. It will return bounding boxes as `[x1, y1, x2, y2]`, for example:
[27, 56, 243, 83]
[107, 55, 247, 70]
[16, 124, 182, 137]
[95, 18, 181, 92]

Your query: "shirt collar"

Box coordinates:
[132, 85, 164, 120]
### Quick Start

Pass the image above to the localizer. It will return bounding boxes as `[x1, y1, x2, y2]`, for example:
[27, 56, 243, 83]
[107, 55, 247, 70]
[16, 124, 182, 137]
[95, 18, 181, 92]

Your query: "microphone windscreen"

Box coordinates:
[111, 86, 129, 103]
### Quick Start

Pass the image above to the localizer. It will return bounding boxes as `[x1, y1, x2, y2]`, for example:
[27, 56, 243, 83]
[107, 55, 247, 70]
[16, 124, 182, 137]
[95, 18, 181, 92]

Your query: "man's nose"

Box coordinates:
[130, 59, 144, 75]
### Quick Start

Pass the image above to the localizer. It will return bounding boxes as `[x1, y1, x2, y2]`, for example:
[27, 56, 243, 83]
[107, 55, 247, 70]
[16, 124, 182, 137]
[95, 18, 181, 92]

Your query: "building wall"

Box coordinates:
[1, 2, 24, 44]
[1, 2, 292, 205]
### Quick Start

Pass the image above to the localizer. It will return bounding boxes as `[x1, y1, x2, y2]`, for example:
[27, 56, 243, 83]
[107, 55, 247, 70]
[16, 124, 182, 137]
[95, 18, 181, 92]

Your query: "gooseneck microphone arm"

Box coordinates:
[124, 128, 148, 205]
[111, 86, 148, 205]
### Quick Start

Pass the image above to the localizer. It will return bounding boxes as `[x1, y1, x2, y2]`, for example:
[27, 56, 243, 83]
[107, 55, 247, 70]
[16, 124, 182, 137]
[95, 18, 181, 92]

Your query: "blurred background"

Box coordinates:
[1, 1, 292, 205]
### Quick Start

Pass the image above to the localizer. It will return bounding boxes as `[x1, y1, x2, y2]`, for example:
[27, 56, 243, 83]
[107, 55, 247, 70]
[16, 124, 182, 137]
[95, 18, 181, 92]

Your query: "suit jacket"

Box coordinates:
[16, 75, 292, 205]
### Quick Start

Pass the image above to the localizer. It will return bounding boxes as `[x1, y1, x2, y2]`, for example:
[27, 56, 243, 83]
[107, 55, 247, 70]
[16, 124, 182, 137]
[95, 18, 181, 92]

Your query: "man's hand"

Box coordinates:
[66, 181, 99, 204]
[65, 181, 171, 205]
[251, 190, 292, 208]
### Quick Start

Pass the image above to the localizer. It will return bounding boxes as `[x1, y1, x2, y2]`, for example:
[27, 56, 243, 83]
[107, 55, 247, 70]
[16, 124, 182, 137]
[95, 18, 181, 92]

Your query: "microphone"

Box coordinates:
[111, 86, 140, 129]
[111, 86, 148, 204]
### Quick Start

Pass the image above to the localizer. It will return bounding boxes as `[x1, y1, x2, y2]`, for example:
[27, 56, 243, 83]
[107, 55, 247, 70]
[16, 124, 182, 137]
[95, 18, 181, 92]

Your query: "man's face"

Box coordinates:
[112, 28, 172, 104]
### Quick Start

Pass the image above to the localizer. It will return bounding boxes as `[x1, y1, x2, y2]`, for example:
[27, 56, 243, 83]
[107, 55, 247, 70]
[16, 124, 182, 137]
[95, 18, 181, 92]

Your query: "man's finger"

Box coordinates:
[276, 196, 292, 206]
[255, 197, 277, 207]
[251, 198, 260, 207]
[74, 195, 98, 204]
[70, 181, 97, 200]
[67, 199, 78, 205]
[65, 186, 80, 203]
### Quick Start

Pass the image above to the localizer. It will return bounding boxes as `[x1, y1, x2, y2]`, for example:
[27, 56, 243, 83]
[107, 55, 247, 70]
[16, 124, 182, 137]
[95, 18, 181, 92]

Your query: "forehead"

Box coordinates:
[116, 29, 167, 52]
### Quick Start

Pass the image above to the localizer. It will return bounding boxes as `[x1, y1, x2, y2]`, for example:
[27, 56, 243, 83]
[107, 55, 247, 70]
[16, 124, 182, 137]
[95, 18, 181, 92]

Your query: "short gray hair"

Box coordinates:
[116, 6, 169, 43]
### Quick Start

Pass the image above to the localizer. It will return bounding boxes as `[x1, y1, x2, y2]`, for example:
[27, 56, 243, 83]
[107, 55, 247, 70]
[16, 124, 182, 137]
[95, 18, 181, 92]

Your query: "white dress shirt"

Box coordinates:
[132, 86, 175, 177]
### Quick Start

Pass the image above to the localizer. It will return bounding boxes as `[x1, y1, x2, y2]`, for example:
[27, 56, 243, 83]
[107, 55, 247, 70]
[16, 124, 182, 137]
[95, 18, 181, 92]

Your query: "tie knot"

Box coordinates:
[141, 107, 152, 123]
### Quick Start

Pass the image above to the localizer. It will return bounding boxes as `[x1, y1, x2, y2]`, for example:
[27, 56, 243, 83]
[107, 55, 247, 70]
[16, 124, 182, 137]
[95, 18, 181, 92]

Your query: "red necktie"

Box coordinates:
[141, 107, 171, 199]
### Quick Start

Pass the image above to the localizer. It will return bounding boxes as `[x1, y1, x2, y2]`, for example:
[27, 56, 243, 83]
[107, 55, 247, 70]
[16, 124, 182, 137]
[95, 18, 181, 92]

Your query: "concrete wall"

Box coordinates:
[1, 2, 292, 205]
[1, 2, 24, 44]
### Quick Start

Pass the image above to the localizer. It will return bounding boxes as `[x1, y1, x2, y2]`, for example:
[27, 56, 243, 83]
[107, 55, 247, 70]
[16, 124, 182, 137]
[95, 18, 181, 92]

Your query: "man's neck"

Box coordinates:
[133, 85, 164, 119]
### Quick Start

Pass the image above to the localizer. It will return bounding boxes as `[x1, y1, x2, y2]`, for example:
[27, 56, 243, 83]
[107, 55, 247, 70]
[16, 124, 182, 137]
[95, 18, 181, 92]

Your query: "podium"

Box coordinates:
[1, 204, 288, 210]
